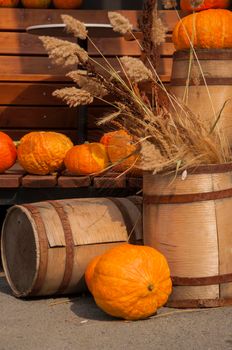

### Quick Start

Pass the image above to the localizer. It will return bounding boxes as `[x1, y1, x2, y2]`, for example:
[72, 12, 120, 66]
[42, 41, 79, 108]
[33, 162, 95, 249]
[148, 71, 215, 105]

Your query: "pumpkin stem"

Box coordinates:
[147, 284, 154, 292]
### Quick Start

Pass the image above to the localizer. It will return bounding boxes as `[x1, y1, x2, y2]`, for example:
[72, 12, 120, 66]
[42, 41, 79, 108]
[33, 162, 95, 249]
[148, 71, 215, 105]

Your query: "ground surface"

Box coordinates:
[0, 274, 232, 350]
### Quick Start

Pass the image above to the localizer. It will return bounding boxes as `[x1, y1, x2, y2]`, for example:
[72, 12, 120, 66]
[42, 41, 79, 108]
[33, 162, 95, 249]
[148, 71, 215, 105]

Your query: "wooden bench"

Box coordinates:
[0, 8, 178, 204]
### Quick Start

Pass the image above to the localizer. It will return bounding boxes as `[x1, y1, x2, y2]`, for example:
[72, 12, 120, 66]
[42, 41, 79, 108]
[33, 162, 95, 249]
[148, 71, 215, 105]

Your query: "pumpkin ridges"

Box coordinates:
[0, 132, 17, 173]
[18, 131, 73, 175]
[0, 139, 17, 173]
[172, 9, 232, 50]
[100, 130, 140, 172]
[64, 143, 109, 175]
[90, 244, 172, 320]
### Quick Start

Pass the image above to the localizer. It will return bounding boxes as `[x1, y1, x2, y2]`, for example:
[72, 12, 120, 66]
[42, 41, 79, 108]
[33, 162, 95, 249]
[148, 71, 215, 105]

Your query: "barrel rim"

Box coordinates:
[143, 162, 232, 176]
[173, 48, 232, 60]
[1, 205, 40, 297]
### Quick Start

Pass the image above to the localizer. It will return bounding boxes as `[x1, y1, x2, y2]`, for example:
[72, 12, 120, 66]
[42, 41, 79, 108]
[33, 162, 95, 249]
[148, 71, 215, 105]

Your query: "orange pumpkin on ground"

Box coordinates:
[180, 0, 230, 11]
[17, 131, 73, 175]
[0, 0, 19, 7]
[21, 0, 51, 8]
[100, 130, 140, 172]
[0, 132, 17, 173]
[86, 244, 172, 320]
[85, 255, 101, 293]
[64, 142, 109, 175]
[53, 0, 82, 8]
[172, 9, 232, 50]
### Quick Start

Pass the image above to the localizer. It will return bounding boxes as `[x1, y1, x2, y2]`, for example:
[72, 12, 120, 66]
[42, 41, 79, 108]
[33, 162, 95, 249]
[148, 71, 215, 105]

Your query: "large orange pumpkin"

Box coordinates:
[53, 0, 82, 8]
[21, 0, 51, 8]
[87, 244, 172, 321]
[64, 142, 109, 175]
[17, 131, 73, 175]
[100, 130, 140, 172]
[0, 0, 19, 7]
[180, 0, 230, 11]
[172, 9, 232, 50]
[0, 132, 17, 173]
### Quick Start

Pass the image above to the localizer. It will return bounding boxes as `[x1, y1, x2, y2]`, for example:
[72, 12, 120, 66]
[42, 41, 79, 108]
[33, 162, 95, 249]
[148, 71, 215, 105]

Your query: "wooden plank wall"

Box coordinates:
[0, 9, 178, 144]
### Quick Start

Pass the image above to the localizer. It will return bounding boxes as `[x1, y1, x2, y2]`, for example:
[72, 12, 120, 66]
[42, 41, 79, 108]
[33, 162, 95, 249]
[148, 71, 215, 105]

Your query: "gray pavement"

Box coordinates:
[0, 275, 232, 350]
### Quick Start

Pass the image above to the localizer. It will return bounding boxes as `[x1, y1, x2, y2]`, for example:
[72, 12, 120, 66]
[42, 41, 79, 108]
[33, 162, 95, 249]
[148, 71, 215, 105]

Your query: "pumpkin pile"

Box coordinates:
[173, 2, 232, 50]
[64, 129, 140, 175]
[0, 129, 138, 176]
[85, 244, 172, 321]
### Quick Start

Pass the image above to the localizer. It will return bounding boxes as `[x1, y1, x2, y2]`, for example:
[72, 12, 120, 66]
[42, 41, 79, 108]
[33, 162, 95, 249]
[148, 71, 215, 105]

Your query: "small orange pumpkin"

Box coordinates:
[100, 130, 140, 172]
[21, 0, 51, 8]
[0, 0, 19, 7]
[64, 142, 109, 175]
[180, 0, 230, 11]
[0, 132, 17, 173]
[87, 244, 172, 320]
[172, 9, 232, 50]
[53, 0, 82, 8]
[17, 131, 73, 175]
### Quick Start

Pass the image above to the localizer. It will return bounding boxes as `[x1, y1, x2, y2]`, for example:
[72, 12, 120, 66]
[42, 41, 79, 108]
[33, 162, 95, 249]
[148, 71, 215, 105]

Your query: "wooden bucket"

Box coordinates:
[169, 49, 232, 145]
[1, 197, 142, 298]
[143, 164, 232, 308]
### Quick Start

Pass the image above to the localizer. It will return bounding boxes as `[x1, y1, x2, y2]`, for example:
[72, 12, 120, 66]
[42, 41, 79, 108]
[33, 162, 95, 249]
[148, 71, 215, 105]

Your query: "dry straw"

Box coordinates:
[40, 7, 231, 175]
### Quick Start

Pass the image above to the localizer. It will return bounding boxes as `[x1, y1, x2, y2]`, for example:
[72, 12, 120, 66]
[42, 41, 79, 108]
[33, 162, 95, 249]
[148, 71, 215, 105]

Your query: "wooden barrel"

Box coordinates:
[143, 164, 232, 308]
[169, 49, 232, 145]
[1, 197, 142, 298]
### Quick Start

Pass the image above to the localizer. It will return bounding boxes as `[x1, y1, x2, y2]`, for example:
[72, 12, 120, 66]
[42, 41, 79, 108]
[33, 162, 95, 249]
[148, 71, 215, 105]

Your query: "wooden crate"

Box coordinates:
[0, 8, 177, 141]
[0, 8, 178, 203]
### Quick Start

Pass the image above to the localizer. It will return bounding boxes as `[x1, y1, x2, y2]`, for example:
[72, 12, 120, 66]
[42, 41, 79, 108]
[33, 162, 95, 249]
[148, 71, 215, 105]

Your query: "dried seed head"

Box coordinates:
[108, 11, 133, 34]
[61, 14, 88, 40]
[67, 71, 108, 98]
[120, 56, 152, 83]
[162, 0, 177, 9]
[53, 87, 93, 107]
[97, 110, 121, 126]
[152, 14, 168, 46]
[39, 36, 88, 66]
[138, 140, 166, 172]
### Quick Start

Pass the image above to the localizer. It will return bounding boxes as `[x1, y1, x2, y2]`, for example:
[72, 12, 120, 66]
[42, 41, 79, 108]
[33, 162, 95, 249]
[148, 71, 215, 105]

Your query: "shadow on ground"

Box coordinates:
[70, 296, 118, 322]
[0, 276, 13, 296]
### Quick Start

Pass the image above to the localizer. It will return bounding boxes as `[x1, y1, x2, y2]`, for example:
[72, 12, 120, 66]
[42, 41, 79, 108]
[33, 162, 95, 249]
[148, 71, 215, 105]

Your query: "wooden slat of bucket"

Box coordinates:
[143, 169, 232, 304]
[169, 49, 232, 146]
[144, 172, 214, 195]
[215, 197, 232, 299]
[59, 198, 128, 246]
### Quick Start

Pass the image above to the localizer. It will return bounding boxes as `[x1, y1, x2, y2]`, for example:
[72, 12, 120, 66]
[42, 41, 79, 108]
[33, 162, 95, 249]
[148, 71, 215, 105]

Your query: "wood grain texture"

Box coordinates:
[1, 196, 142, 296]
[21, 175, 57, 188]
[0, 9, 141, 30]
[0, 174, 23, 188]
[143, 170, 232, 304]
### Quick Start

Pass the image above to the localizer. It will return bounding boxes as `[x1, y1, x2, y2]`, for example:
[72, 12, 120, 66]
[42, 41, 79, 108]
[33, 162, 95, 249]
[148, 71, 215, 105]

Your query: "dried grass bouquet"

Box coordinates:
[40, 3, 231, 175]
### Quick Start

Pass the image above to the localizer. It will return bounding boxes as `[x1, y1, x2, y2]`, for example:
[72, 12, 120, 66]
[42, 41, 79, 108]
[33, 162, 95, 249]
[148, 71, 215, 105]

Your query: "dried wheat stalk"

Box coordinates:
[40, 12, 232, 175]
